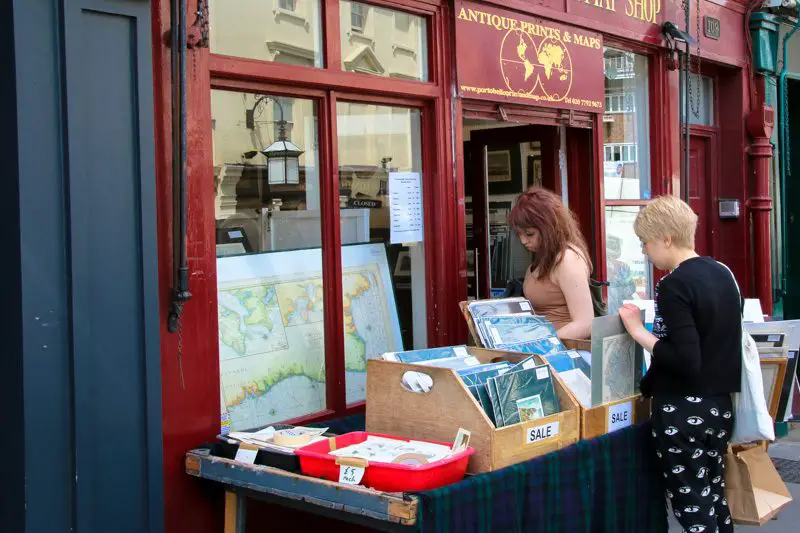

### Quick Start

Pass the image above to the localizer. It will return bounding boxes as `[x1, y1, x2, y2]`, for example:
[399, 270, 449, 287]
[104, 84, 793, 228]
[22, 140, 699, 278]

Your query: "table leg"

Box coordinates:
[224, 491, 247, 533]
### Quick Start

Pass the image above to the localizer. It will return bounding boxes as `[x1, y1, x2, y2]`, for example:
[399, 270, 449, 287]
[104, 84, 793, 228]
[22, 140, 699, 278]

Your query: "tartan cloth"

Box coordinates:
[415, 422, 668, 533]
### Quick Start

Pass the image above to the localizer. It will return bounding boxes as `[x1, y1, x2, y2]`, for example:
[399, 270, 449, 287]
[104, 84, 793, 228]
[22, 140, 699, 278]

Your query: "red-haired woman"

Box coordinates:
[508, 187, 594, 339]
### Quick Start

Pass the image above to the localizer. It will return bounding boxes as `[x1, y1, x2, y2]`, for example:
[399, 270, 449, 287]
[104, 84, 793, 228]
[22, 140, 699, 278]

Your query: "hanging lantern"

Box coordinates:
[262, 121, 304, 185]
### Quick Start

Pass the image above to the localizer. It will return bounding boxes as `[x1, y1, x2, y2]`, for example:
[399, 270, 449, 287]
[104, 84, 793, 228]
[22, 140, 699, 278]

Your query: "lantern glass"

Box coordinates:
[268, 155, 300, 184]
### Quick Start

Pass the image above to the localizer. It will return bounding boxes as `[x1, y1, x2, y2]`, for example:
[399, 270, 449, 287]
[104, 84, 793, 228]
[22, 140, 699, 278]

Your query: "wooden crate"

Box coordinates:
[456, 303, 650, 440]
[579, 394, 651, 439]
[459, 300, 590, 350]
[366, 347, 580, 474]
[561, 338, 651, 439]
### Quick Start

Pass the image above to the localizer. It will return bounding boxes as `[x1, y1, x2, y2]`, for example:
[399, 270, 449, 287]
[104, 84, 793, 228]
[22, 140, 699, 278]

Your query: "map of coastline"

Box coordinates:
[219, 261, 400, 431]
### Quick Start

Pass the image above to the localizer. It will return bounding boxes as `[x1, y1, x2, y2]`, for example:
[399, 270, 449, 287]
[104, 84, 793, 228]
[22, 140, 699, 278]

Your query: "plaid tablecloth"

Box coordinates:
[415, 422, 668, 533]
[311, 416, 667, 532]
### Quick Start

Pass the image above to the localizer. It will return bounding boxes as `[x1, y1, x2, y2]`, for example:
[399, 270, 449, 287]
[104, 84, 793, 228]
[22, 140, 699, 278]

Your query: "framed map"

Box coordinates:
[216, 243, 402, 431]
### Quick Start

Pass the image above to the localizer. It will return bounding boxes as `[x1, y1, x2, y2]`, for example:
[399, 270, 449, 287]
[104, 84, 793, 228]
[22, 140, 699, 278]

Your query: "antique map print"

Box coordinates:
[217, 245, 402, 431]
[591, 313, 643, 406]
[601, 333, 636, 403]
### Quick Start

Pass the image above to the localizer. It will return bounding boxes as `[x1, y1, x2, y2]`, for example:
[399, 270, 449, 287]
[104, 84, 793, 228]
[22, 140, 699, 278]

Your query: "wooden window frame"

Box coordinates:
[200, 0, 451, 425]
[595, 39, 670, 293]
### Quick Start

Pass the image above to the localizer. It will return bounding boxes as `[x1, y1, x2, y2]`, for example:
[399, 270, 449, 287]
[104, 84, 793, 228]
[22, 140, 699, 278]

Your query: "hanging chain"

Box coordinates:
[690, 0, 702, 119]
[187, 0, 210, 49]
[684, 0, 702, 120]
[781, 31, 792, 178]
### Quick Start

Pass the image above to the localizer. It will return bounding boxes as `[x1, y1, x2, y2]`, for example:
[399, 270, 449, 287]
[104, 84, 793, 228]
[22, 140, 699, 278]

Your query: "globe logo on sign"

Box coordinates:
[500, 30, 573, 102]
[500, 29, 538, 95]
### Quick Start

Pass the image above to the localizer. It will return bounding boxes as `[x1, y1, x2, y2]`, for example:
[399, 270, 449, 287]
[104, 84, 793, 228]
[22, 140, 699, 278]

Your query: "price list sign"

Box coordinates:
[389, 172, 424, 244]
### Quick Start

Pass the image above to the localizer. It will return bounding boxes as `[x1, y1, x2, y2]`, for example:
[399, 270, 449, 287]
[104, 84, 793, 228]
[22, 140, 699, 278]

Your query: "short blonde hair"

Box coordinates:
[634, 195, 697, 249]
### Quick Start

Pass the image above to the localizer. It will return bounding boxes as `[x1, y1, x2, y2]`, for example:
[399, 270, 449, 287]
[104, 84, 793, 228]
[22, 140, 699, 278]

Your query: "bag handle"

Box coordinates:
[717, 261, 744, 319]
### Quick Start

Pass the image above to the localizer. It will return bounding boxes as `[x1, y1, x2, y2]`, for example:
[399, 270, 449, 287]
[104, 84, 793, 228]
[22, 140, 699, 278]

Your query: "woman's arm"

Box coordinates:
[619, 304, 658, 353]
[554, 250, 594, 340]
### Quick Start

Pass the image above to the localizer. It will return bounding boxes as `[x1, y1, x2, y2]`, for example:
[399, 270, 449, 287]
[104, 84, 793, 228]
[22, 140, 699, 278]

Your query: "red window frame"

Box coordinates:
[594, 38, 672, 294]
[192, 0, 455, 426]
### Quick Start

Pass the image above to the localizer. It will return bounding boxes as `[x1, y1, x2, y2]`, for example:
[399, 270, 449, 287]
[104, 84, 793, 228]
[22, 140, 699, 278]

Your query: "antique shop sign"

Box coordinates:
[574, 0, 663, 24]
[456, 1, 605, 113]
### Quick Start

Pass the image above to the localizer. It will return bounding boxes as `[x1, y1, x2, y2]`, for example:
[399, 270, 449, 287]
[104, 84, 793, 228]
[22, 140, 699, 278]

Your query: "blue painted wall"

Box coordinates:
[0, 1, 163, 532]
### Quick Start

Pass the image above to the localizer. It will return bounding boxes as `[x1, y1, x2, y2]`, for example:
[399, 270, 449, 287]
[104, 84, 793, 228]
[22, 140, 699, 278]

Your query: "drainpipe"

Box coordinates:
[747, 104, 775, 312]
[779, 17, 800, 310]
[748, 13, 780, 312]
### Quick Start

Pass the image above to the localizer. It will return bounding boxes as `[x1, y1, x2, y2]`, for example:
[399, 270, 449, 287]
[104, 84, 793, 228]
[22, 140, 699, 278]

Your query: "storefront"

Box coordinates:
[1, 1, 772, 531]
[151, 0, 760, 530]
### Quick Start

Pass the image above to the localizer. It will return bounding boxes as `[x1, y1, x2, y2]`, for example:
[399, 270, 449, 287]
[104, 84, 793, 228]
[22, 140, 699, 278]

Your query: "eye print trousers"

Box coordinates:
[651, 395, 735, 533]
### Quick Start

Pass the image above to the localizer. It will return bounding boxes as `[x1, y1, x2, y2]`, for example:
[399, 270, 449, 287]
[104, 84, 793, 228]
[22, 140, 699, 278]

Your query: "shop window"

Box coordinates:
[681, 73, 715, 126]
[605, 206, 653, 313]
[209, 0, 324, 68]
[336, 102, 426, 404]
[340, 2, 429, 81]
[212, 90, 328, 431]
[602, 49, 650, 200]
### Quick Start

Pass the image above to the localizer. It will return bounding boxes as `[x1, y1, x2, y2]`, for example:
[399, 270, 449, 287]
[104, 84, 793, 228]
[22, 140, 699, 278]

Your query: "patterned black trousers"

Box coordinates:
[652, 395, 735, 533]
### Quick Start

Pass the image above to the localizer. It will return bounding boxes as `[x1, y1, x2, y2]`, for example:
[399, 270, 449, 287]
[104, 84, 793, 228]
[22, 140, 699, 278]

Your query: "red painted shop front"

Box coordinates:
[151, 1, 754, 531]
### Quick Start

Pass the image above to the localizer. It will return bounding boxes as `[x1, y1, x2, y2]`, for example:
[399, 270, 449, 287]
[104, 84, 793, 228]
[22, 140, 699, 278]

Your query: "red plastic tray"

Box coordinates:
[295, 432, 474, 492]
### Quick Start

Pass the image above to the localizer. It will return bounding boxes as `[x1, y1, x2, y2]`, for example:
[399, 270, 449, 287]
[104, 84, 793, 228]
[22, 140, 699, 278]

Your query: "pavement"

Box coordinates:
[668, 425, 800, 532]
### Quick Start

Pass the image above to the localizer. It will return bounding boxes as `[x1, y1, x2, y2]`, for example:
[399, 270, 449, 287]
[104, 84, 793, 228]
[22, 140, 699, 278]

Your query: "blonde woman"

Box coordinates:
[618, 196, 741, 533]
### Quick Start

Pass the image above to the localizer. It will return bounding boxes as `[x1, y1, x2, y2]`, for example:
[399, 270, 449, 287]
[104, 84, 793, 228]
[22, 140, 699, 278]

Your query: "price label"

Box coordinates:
[234, 444, 259, 465]
[339, 465, 366, 485]
[453, 346, 468, 358]
[525, 421, 560, 445]
[535, 367, 549, 380]
[608, 401, 633, 433]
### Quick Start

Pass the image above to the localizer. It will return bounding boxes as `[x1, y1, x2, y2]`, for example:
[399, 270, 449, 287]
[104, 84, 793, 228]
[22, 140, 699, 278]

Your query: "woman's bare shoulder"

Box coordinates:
[557, 248, 590, 276]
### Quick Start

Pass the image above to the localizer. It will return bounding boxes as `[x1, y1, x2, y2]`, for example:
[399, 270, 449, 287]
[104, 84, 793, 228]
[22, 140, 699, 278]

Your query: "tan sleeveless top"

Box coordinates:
[523, 269, 571, 330]
[523, 247, 588, 330]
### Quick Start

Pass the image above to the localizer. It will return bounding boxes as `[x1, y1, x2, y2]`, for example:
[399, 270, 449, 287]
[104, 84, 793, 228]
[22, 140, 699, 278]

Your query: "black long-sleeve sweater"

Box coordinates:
[640, 256, 743, 397]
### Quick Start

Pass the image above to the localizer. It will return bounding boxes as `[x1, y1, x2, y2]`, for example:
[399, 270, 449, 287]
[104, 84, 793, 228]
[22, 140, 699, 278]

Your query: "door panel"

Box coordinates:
[688, 135, 713, 257]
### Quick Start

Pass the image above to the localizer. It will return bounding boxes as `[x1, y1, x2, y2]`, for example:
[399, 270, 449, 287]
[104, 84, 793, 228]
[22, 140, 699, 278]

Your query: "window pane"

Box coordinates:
[213, 90, 326, 430]
[605, 206, 652, 313]
[340, 2, 428, 81]
[603, 49, 650, 200]
[681, 74, 715, 126]
[210, 0, 324, 68]
[337, 102, 425, 404]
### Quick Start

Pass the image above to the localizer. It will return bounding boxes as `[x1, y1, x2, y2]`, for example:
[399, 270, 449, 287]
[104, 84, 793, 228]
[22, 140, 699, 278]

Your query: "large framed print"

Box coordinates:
[455, 1, 605, 113]
[760, 358, 789, 420]
[216, 243, 403, 431]
[747, 321, 799, 420]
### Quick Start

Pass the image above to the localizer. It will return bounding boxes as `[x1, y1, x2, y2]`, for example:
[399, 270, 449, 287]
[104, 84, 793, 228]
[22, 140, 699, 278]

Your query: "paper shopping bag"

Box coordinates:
[724, 444, 793, 525]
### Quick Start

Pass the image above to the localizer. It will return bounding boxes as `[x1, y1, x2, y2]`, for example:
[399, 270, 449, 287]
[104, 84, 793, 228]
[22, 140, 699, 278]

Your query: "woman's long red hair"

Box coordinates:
[508, 187, 592, 279]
